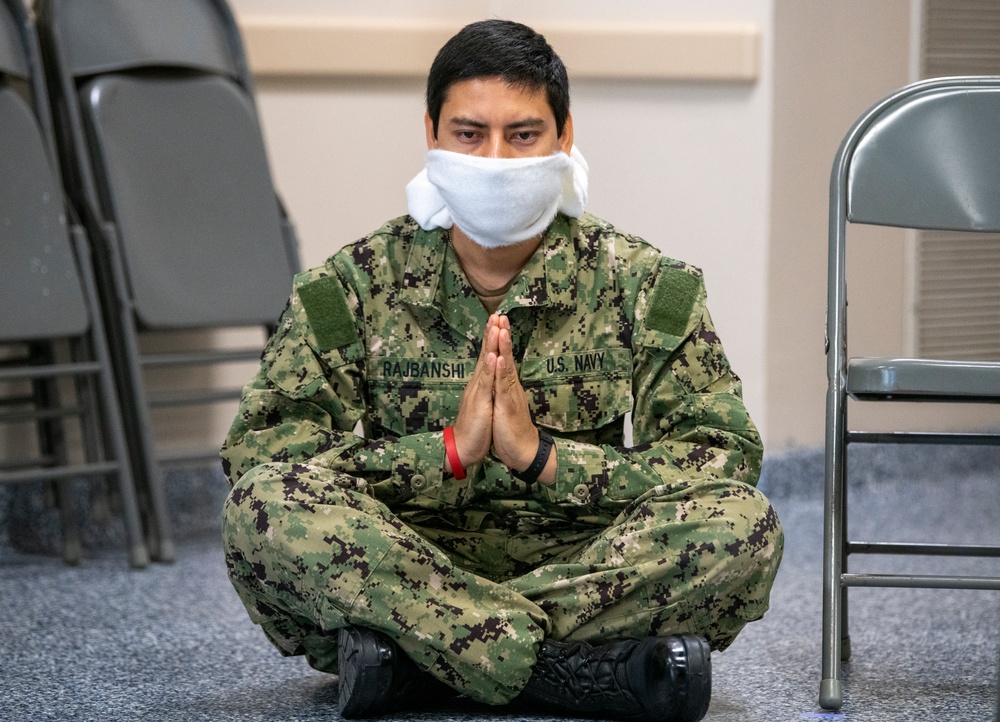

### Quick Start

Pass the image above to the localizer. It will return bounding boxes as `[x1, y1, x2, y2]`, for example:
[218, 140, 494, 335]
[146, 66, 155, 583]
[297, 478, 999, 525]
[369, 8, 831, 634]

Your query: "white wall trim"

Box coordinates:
[237, 16, 760, 82]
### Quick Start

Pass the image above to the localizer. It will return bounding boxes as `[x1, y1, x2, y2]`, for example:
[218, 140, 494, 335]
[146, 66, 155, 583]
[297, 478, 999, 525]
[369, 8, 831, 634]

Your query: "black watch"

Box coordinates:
[513, 430, 554, 484]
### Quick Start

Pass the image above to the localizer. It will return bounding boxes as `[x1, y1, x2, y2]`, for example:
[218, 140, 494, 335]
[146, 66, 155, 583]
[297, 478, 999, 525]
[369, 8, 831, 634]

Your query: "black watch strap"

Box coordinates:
[514, 430, 554, 484]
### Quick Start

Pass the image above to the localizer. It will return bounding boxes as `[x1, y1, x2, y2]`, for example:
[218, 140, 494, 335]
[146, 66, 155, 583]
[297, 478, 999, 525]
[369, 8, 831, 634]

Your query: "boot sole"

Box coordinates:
[671, 633, 712, 722]
[338, 627, 395, 718]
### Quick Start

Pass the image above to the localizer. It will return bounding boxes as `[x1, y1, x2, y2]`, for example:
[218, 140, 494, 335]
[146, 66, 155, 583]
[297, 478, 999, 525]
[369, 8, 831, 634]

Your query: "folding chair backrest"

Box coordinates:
[79, 72, 293, 327]
[839, 77, 1000, 232]
[48, 0, 242, 80]
[0, 88, 88, 339]
[828, 76, 1000, 369]
[38, 0, 295, 329]
[0, 1, 87, 341]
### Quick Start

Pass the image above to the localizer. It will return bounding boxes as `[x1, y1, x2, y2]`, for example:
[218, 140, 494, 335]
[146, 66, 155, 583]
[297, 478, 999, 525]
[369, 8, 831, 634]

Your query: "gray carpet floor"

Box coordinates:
[2, 446, 999, 721]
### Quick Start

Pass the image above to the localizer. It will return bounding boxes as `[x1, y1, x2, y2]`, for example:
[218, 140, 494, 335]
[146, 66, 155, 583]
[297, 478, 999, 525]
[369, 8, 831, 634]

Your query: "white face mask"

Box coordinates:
[406, 146, 589, 248]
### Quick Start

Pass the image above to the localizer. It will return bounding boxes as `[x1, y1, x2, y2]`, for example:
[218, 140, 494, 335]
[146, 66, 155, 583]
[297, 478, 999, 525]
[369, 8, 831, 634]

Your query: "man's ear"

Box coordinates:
[424, 112, 437, 149]
[558, 113, 574, 154]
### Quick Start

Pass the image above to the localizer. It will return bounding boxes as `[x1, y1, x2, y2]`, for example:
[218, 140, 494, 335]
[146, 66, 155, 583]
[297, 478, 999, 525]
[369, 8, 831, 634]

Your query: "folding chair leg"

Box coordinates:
[53, 478, 82, 565]
[821, 516, 845, 709]
[97, 364, 149, 569]
[820, 403, 847, 710]
[839, 472, 852, 662]
[840, 571, 851, 662]
[98, 225, 175, 563]
[113, 461, 150, 568]
[116, 335, 174, 564]
[74, 229, 150, 568]
[31, 349, 83, 565]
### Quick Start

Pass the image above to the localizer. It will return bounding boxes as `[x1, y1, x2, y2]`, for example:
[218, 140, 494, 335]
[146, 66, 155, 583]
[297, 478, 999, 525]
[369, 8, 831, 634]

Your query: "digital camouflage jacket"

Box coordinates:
[221, 212, 762, 528]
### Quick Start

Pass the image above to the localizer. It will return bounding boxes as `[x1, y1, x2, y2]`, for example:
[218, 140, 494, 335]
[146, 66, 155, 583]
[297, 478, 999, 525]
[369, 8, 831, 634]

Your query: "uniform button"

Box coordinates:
[411, 474, 428, 491]
[573, 484, 589, 501]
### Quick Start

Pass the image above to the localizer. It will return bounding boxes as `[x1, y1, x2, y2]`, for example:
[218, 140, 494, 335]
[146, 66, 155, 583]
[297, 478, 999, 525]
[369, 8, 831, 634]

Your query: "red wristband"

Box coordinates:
[443, 426, 466, 480]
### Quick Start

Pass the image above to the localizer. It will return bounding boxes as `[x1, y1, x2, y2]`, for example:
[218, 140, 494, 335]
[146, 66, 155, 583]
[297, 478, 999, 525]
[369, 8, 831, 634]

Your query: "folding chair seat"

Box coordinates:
[35, 0, 299, 562]
[820, 76, 1000, 710]
[0, 0, 146, 568]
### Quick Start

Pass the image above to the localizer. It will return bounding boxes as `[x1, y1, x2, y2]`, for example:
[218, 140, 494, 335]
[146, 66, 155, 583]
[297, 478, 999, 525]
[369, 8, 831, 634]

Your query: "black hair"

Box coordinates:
[426, 19, 570, 138]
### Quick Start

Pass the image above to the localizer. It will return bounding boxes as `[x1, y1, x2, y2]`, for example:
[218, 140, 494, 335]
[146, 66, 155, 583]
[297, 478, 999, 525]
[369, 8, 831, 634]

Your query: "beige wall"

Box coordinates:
[18, 1, 992, 459]
[232, 0, 776, 447]
[766, 0, 913, 447]
[231, 0, 997, 452]
[58, 0, 774, 459]
[766, 0, 998, 447]
[7, 4, 997, 463]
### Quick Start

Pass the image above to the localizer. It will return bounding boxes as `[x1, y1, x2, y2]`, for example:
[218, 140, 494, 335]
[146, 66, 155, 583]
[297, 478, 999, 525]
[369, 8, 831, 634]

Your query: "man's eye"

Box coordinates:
[514, 132, 536, 141]
[458, 131, 478, 140]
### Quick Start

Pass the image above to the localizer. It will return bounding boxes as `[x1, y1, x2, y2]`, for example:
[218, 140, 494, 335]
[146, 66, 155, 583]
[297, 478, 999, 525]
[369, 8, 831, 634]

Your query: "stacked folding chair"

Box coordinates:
[0, 0, 146, 568]
[35, 0, 299, 562]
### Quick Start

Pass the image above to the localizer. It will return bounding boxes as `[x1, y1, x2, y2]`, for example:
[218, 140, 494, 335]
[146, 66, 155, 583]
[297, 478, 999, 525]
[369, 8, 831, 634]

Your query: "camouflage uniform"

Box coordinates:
[221, 212, 783, 705]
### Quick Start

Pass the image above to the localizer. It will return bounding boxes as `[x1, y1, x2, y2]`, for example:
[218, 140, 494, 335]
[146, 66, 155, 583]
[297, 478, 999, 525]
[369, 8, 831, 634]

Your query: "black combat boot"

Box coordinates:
[337, 626, 453, 718]
[517, 634, 711, 722]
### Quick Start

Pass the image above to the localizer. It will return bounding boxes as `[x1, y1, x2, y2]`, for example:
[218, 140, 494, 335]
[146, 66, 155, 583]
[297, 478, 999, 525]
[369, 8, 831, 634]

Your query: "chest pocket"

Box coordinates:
[520, 348, 632, 432]
[368, 357, 474, 435]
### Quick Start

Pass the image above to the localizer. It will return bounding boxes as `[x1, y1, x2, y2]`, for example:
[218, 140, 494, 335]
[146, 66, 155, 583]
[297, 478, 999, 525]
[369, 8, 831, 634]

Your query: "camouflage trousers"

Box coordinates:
[222, 462, 783, 705]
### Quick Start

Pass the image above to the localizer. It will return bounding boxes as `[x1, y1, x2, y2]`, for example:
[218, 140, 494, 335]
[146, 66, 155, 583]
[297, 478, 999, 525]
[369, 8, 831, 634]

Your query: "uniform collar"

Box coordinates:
[400, 215, 578, 341]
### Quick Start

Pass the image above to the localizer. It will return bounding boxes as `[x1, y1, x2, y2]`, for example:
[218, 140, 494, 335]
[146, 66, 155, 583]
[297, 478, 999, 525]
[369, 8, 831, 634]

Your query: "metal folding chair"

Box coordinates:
[35, 0, 299, 562]
[0, 0, 146, 568]
[821, 76, 1000, 710]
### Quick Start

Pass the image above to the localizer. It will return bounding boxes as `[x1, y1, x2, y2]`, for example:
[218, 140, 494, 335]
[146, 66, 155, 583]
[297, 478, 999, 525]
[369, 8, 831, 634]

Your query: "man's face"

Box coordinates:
[426, 76, 573, 159]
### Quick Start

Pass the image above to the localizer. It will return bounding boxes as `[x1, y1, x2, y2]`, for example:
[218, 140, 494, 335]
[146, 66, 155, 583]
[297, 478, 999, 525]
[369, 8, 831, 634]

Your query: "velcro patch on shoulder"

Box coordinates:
[646, 266, 700, 337]
[297, 275, 358, 351]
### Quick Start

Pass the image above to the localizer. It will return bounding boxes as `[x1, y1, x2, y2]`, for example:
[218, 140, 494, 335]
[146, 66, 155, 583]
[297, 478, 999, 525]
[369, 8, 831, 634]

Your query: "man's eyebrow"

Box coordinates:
[446, 116, 487, 129]
[445, 116, 548, 130]
[507, 118, 547, 130]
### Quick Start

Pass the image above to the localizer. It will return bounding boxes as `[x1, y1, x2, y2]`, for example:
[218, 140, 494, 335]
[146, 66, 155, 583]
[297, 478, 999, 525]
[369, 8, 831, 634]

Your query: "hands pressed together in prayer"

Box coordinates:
[447, 314, 556, 484]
